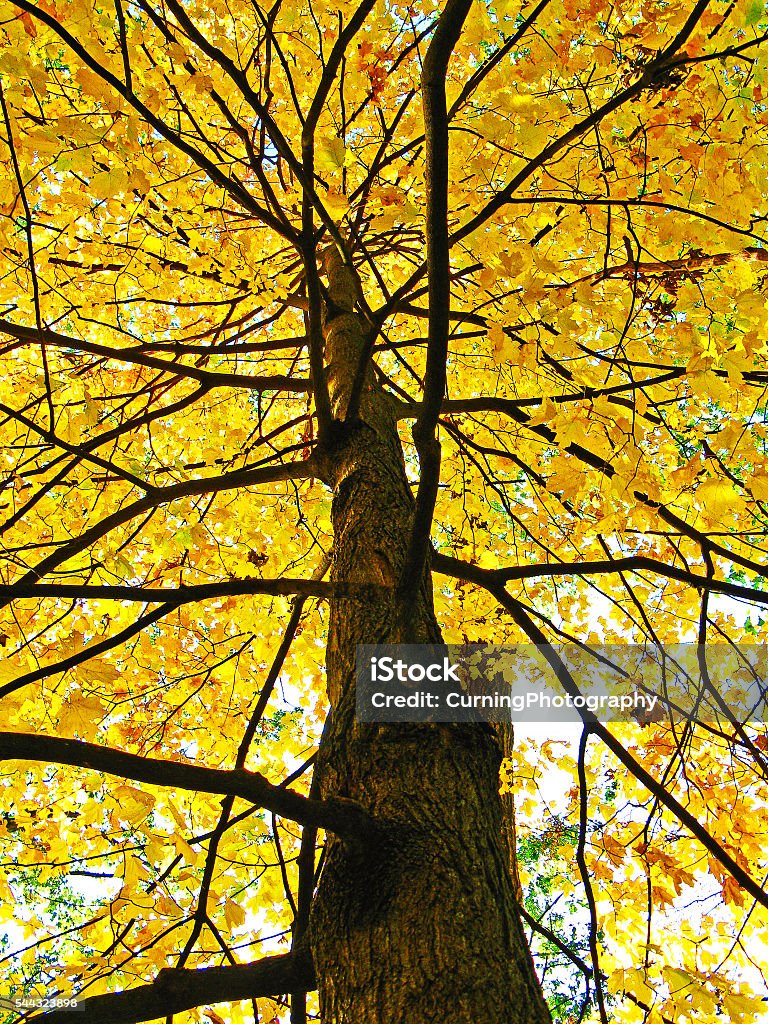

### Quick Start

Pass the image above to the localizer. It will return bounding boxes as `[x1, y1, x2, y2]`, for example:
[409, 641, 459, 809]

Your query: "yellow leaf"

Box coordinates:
[223, 898, 246, 930]
[723, 990, 765, 1019]
[696, 477, 738, 522]
[528, 398, 558, 427]
[155, 894, 179, 916]
[664, 966, 693, 993]
[601, 834, 626, 866]
[91, 169, 131, 199]
[77, 658, 120, 685]
[749, 474, 768, 501]
[172, 832, 198, 865]
[323, 188, 350, 219]
[722, 875, 745, 907]
[316, 137, 346, 173]
[167, 800, 188, 831]
[58, 693, 106, 740]
[112, 785, 155, 824]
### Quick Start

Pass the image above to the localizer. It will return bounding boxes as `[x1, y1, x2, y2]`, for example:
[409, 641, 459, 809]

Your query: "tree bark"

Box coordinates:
[310, 248, 552, 1024]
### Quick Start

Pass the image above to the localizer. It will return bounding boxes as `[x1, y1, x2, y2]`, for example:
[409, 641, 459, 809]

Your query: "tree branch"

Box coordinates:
[378, 1, 724, 319]
[0, 733, 378, 846]
[12, 0, 296, 241]
[28, 949, 315, 1024]
[432, 551, 768, 609]
[450, 0, 712, 247]
[2, 457, 321, 609]
[476, 588, 768, 912]
[0, 602, 176, 699]
[300, 0, 379, 440]
[400, 0, 473, 620]
[0, 319, 311, 394]
[0, 577, 383, 604]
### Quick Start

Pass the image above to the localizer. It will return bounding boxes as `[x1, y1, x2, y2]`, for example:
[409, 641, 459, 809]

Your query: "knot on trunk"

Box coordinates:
[315, 818, 432, 930]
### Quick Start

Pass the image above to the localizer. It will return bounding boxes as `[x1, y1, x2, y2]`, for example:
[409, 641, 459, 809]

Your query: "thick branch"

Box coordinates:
[391, 373, 680, 419]
[400, 0, 473, 616]
[432, 551, 768, 609]
[0, 733, 378, 845]
[0, 578, 383, 604]
[28, 950, 315, 1024]
[299, 0, 379, 443]
[557, 246, 768, 287]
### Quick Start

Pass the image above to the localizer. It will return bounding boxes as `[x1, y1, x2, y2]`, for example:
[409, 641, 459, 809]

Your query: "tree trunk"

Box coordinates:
[311, 249, 552, 1024]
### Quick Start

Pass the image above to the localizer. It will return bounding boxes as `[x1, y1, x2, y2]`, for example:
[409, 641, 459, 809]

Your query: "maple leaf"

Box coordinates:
[223, 898, 247, 930]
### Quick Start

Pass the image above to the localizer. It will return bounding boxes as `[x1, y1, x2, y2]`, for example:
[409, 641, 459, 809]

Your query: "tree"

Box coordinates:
[0, 0, 767, 1021]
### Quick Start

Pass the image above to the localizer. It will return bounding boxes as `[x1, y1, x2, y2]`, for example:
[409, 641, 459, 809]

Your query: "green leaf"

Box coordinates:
[745, 0, 764, 26]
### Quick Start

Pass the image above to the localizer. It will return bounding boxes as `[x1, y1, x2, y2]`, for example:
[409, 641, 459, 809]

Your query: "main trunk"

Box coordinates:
[310, 250, 551, 1024]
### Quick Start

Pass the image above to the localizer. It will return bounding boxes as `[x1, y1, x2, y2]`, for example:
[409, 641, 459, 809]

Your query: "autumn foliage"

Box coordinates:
[1, 0, 768, 1021]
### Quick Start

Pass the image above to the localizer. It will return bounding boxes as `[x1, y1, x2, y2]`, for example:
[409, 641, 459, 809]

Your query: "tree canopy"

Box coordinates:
[0, 0, 768, 1021]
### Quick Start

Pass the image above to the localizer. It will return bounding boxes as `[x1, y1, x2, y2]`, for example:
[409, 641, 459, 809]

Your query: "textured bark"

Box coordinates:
[310, 249, 552, 1024]
[497, 721, 523, 902]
